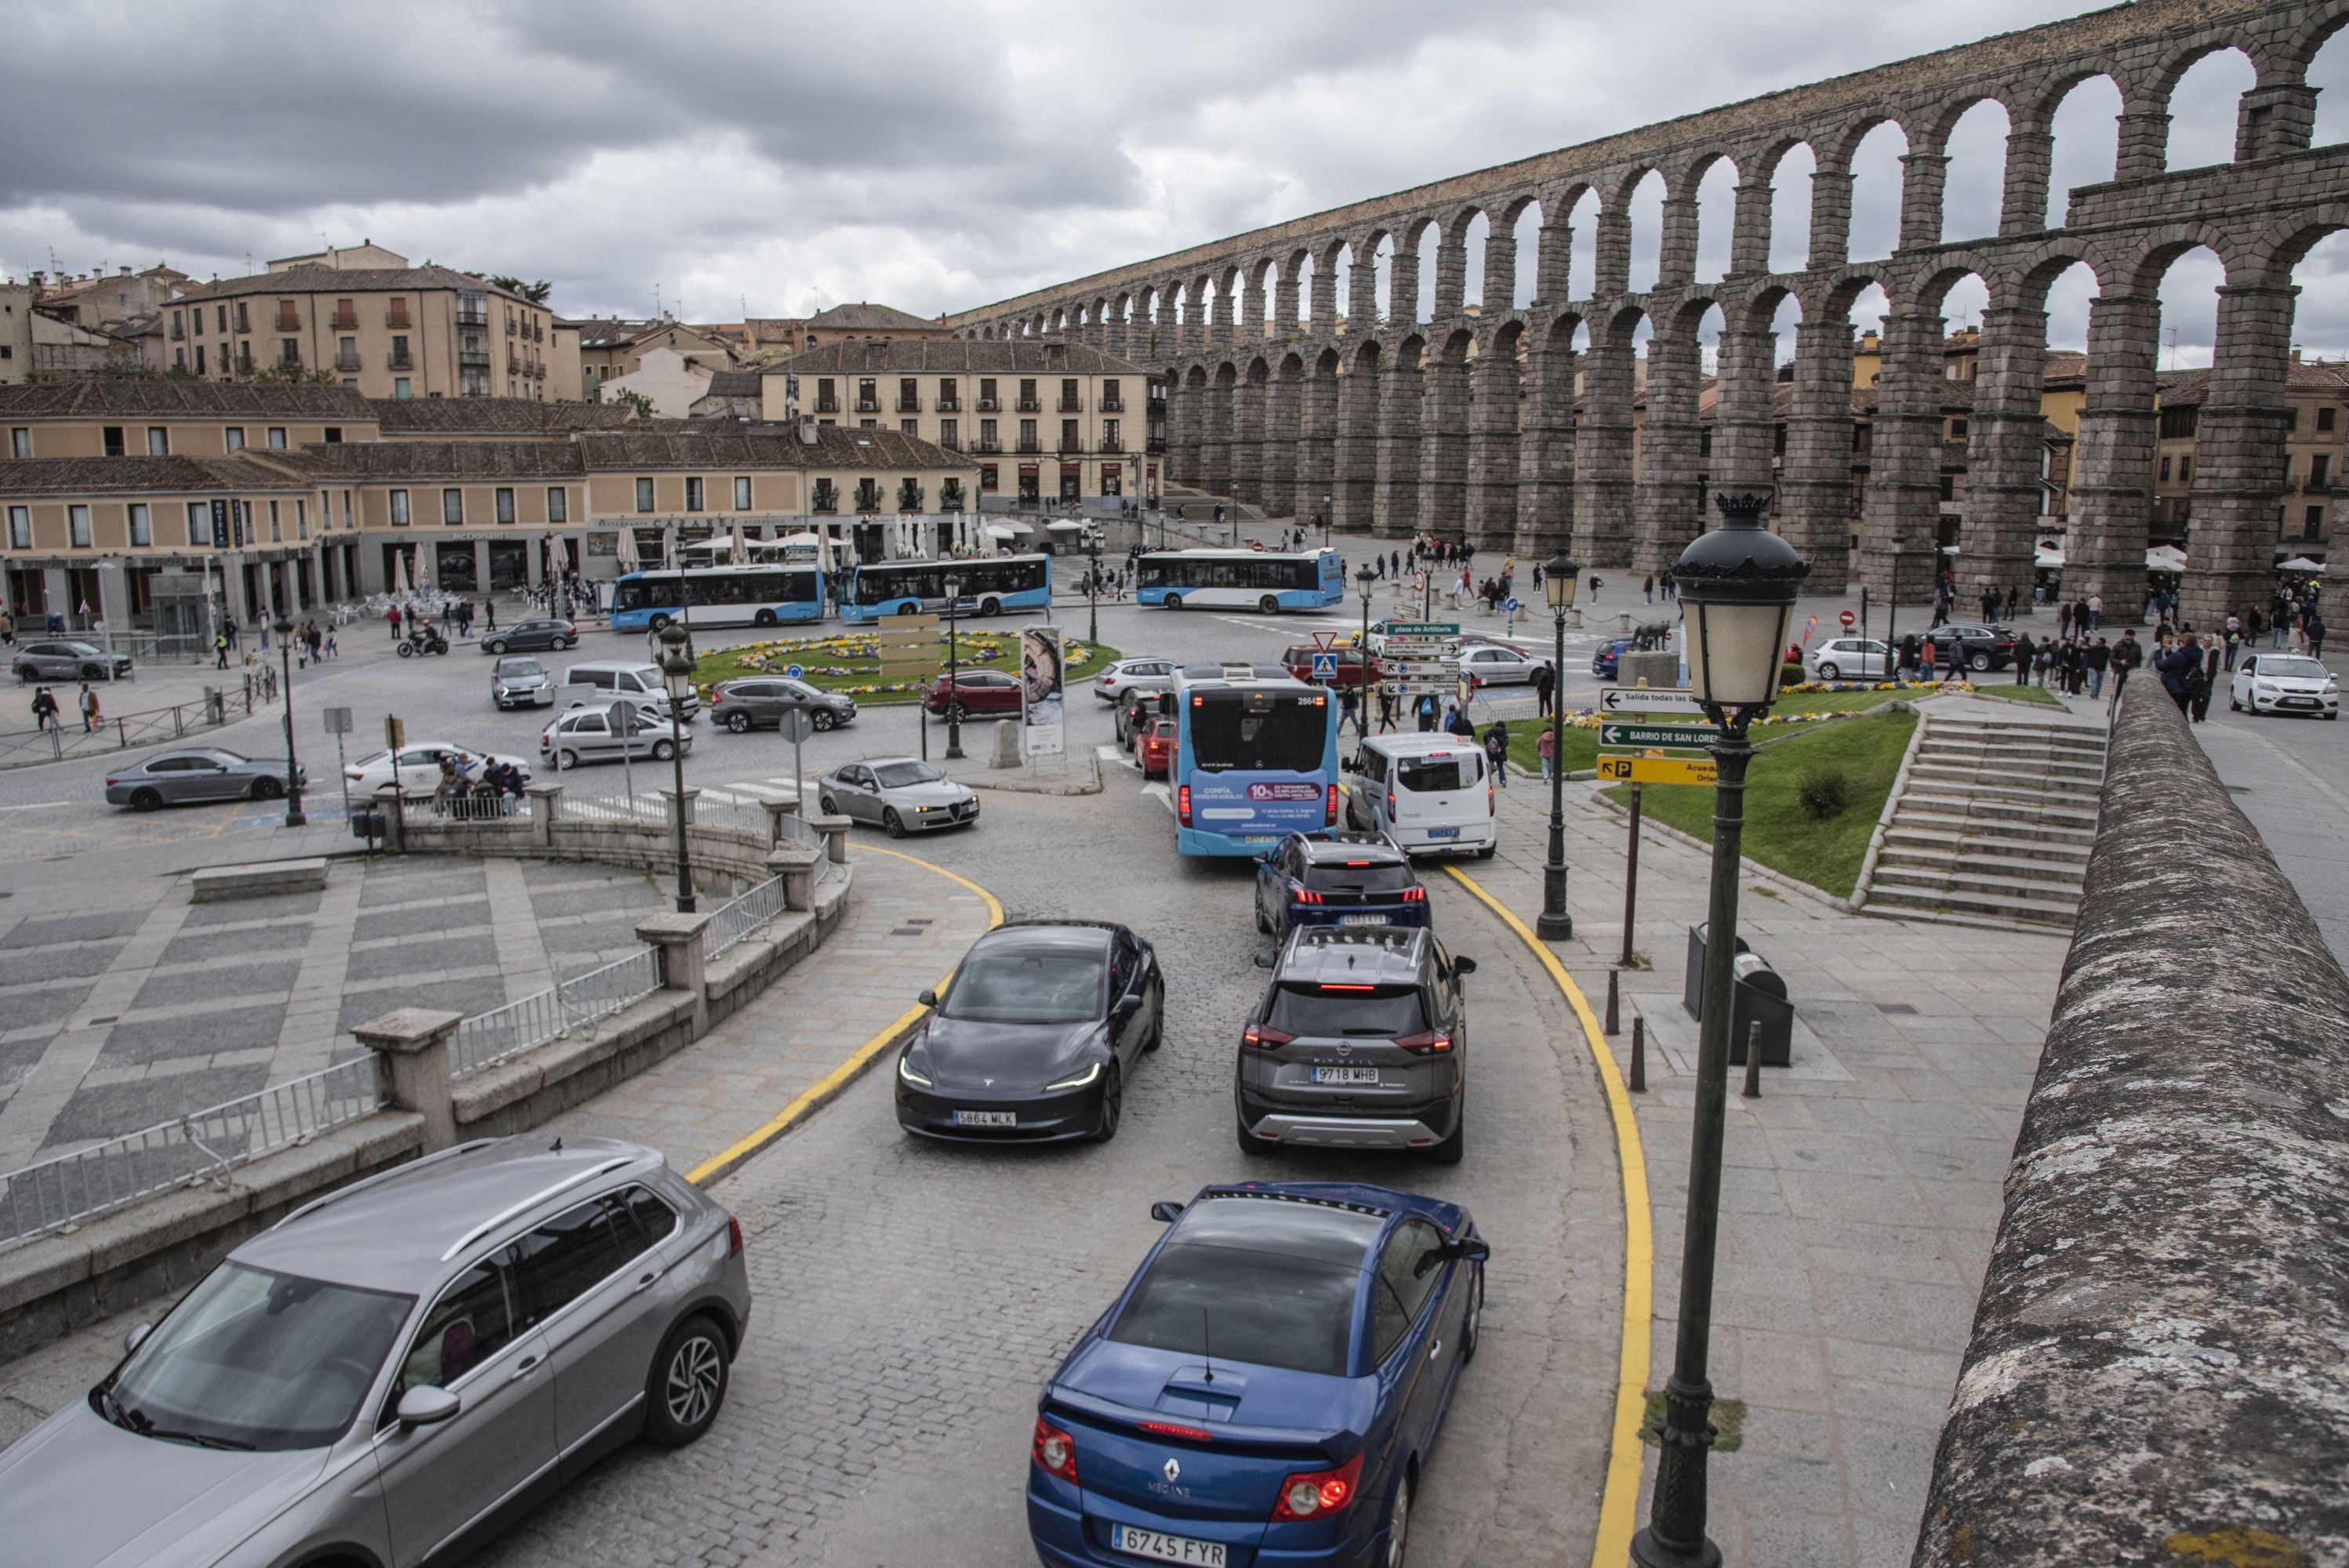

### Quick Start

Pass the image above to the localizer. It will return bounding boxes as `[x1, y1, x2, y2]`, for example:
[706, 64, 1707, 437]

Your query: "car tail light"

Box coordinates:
[1386, 791, 1396, 818]
[1400, 886, 1426, 902]
[1033, 1418, 1079, 1483]
[1243, 1023, 1295, 1047]
[1396, 1029, 1454, 1054]
[726, 1216, 743, 1257]
[1271, 1451, 1363, 1521]
[1139, 1420, 1211, 1442]
[1325, 784, 1339, 826]
[1488, 782, 1495, 815]
[1294, 889, 1323, 904]
[104, 777, 118, 787]
[1177, 784, 1192, 826]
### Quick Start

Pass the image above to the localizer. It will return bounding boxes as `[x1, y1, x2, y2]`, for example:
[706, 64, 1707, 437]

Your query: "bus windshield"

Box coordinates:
[1188, 694, 1327, 772]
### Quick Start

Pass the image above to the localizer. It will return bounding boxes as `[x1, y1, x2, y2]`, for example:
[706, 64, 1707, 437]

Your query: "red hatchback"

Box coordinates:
[924, 668, 1023, 717]
[1280, 644, 1382, 688]
[1132, 716, 1175, 777]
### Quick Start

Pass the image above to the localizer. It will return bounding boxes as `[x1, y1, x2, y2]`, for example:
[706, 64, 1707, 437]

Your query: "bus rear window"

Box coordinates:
[1188, 695, 1326, 773]
[1396, 754, 1481, 793]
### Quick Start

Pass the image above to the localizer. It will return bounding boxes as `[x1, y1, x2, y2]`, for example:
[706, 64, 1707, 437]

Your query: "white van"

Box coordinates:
[1344, 732, 1496, 857]
[561, 660, 699, 721]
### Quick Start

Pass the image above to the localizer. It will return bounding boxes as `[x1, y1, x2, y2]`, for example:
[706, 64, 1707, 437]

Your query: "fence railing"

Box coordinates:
[707, 876, 785, 957]
[449, 946, 664, 1080]
[0, 677, 282, 768]
[0, 1056, 383, 1246]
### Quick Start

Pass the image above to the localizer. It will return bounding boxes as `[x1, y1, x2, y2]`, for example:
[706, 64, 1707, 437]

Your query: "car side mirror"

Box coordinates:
[1253, 951, 1275, 969]
[1447, 1237, 1491, 1265]
[397, 1385, 461, 1428]
[1113, 993, 1143, 1020]
[122, 1322, 152, 1356]
[918, 989, 938, 1007]
[1451, 956, 1477, 977]
[1149, 1200, 1185, 1223]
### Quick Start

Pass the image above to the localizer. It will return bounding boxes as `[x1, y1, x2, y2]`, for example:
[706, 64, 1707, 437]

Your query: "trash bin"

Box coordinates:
[350, 809, 384, 844]
[1683, 924, 1795, 1068]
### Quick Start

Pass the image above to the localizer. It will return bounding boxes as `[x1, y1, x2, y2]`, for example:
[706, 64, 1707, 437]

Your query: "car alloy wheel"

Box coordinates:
[652, 739, 677, 761]
[812, 710, 835, 731]
[1094, 1064, 1123, 1142]
[727, 711, 753, 733]
[485, 640, 506, 654]
[666, 1335, 722, 1427]
[644, 1313, 729, 1447]
[561, 749, 581, 768]
[883, 808, 906, 838]
[820, 794, 838, 814]
[249, 776, 283, 800]
[946, 702, 967, 723]
[1970, 652, 1991, 671]
[129, 787, 161, 811]
[1817, 662, 1839, 681]
[1385, 1472, 1412, 1568]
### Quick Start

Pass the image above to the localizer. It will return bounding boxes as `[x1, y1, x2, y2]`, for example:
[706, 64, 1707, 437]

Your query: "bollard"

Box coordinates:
[1628, 1017, 1646, 1092]
[1604, 967, 1620, 1035]
[1741, 1019, 1763, 1099]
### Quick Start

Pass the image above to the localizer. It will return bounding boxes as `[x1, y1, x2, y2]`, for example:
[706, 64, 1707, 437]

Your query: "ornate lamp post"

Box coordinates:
[655, 621, 697, 914]
[1535, 553, 1578, 938]
[1356, 564, 1378, 742]
[942, 572, 965, 760]
[1086, 528, 1102, 647]
[1631, 490, 1807, 1568]
[271, 614, 305, 828]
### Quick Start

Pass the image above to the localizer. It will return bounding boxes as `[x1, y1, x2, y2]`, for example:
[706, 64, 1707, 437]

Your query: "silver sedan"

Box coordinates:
[104, 749, 306, 811]
[817, 757, 980, 837]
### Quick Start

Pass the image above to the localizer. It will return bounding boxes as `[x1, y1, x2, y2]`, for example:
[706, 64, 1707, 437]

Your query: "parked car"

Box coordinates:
[478, 618, 577, 655]
[105, 749, 306, 810]
[2231, 652, 2340, 717]
[1806, 637, 1893, 682]
[1237, 924, 1474, 1161]
[1093, 657, 1178, 703]
[924, 668, 1022, 718]
[1591, 637, 1635, 680]
[1458, 641, 1548, 688]
[491, 655, 555, 710]
[895, 920, 1164, 1143]
[1132, 715, 1176, 778]
[710, 677, 856, 734]
[1254, 829, 1429, 943]
[13, 641, 133, 682]
[541, 706, 688, 768]
[347, 742, 532, 799]
[1026, 1181, 1487, 1567]
[561, 661, 697, 723]
[816, 757, 979, 836]
[1282, 644, 1383, 688]
[1927, 622, 2020, 673]
[0, 1136, 749, 1568]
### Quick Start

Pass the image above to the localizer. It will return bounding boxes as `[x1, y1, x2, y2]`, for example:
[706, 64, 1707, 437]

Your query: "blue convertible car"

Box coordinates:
[1027, 1182, 1487, 1567]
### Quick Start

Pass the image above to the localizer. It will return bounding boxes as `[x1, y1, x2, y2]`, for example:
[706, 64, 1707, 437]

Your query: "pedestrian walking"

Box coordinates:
[1537, 723, 1556, 781]
[485, 601, 497, 632]
[77, 682, 100, 733]
[224, 615, 239, 652]
[2155, 634, 2200, 716]
[1588, 573, 1602, 602]
[1445, 703, 1475, 739]
[2087, 593, 2102, 631]
[388, 605, 403, 641]
[1483, 721, 1509, 787]
[1531, 660, 1555, 716]
[2057, 601, 2073, 640]
[1898, 633, 1922, 681]
[1919, 637, 1938, 684]
[0, 610, 13, 646]
[2224, 614, 2243, 671]
[1376, 685, 1396, 733]
[1338, 683, 1360, 738]
[2005, 586, 2020, 620]
[29, 686, 56, 731]
[213, 630, 230, 670]
[1643, 575, 1655, 604]
[2191, 634, 2221, 723]
[2086, 637, 2110, 699]
[2308, 609, 2328, 660]
[1415, 692, 1437, 732]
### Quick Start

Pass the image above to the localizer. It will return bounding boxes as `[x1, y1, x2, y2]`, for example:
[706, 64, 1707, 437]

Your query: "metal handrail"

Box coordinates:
[0, 681, 279, 768]
[449, 946, 663, 1079]
[0, 1057, 383, 1246]
[707, 876, 785, 956]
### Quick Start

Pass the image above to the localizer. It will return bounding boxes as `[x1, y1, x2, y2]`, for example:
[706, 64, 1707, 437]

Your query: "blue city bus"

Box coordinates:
[609, 565, 824, 632]
[1171, 662, 1340, 856]
[838, 554, 1051, 622]
[1136, 547, 1345, 612]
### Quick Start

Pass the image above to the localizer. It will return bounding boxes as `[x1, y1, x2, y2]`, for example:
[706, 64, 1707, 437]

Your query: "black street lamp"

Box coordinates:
[1323, 492, 1333, 548]
[271, 614, 305, 828]
[942, 572, 965, 760]
[655, 621, 697, 914]
[1631, 490, 1807, 1568]
[1355, 564, 1378, 743]
[1535, 554, 1578, 939]
[1086, 528, 1102, 647]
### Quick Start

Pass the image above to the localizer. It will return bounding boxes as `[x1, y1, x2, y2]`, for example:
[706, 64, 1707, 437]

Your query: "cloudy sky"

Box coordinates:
[5, 0, 2347, 365]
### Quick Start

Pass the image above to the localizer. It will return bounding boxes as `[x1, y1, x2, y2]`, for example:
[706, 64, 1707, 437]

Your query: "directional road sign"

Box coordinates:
[1505, 597, 1519, 614]
[1598, 720, 1717, 750]
[1598, 686, 1703, 715]
[1596, 753, 1719, 786]
[1381, 622, 1458, 637]
[1310, 652, 1339, 679]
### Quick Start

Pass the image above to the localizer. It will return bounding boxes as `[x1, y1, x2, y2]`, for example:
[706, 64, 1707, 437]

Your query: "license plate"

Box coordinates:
[1426, 826, 1461, 840]
[1340, 913, 1389, 927]
[2284, 697, 2316, 706]
[1312, 1065, 1382, 1085]
[951, 1109, 1016, 1127]
[1242, 835, 1276, 844]
[1111, 1524, 1226, 1565]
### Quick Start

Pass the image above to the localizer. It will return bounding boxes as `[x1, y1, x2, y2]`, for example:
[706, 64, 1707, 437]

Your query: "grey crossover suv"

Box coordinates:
[0, 1135, 751, 1568]
[1236, 925, 1476, 1163]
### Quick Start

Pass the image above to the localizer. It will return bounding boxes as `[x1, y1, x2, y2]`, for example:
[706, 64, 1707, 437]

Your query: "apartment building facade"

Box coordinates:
[165, 263, 574, 401]
[567, 318, 738, 401]
[2152, 354, 2349, 565]
[765, 340, 1156, 507]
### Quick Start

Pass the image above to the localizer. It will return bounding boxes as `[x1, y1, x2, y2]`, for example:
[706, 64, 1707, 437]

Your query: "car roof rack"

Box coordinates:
[270, 1138, 503, 1232]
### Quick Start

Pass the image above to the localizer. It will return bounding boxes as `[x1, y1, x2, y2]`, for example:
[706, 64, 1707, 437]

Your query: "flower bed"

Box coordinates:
[692, 630, 1114, 702]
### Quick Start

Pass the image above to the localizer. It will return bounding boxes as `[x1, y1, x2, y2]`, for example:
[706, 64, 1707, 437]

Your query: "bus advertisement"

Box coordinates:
[1135, 547, 1345, 613]
[838, 554, 1051, 622]
[608, 565, 825, 632]
[1171, 662, 1340, 856]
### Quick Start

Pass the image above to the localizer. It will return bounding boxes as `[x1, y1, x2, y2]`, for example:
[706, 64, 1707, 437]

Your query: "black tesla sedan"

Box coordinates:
[895, 921, 1164, 1144]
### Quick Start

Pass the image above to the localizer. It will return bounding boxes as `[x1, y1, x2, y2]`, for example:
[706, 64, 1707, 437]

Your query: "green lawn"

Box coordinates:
[1502, 684, 1916, 776]
[1599, 710, 1919, 898]
[1968, 681, 2064, 706]
[691, 629, 1118, 704]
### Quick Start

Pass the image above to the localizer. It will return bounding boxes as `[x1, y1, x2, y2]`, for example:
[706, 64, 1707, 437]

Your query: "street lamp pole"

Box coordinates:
[1323, 493, 1333, 549]
[943, 572, 965, 760]
[1087, 530, 1101, 648]
[271, 615, 305, 828]
[1631, 490, 1807, 1568]
[655, 622, 696, 914]
[1356, 565, 1377, 744]
[1536, 554, 1578, 939]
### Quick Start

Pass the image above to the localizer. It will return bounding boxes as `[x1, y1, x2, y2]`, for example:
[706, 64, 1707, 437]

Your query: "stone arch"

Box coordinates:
[1499, 192, 1545, 309]
[1465, 316, 1524, 548]
[1619, 166, 1669, 293]
[1401, 214, 1442, 324]
[1285, 246, 1314, 332]
[2151, 38, 2260, 169]
[1676, 149, 1739, 285]
[1825, 114, 1910, 263]
[2282, 5, 2349, 76]
[1926, 93, 2014, 244]
[2037, 71, 2124, 227]
[1443, 202, 1491, 315]
[1756, 136, 1818, 274]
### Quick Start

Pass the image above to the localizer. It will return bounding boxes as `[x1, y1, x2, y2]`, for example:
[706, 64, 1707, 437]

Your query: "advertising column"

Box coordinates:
[1020, 625, 1065, 757]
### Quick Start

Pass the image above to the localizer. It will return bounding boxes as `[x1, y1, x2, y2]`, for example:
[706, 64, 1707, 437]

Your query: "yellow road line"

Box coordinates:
[684, 844, 1004, 1189]
[1441, 863, 1653, 1568]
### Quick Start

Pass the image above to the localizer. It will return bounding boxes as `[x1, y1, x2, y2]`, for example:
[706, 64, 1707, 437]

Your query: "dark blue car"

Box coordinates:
[1253, 832, 1429, 944]
[1027, 1182, 1487, 1567]
[1590, 636, 1635, 680]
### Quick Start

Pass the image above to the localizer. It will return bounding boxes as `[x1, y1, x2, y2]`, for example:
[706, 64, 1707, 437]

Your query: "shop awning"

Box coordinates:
[985, 524, 1019, 540]
[2146, 544, 2188, 571]
[2278, 555, 2326, 572]
[1046, 519, 1087, 532]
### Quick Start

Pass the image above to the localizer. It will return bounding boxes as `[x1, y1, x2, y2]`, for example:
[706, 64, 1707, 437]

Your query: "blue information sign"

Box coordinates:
[785, 663, 805, 680]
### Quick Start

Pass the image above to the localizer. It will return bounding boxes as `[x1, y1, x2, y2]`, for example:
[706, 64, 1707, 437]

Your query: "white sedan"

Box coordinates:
[1458, 642, 1550, 686]
[2231, 652, 2339, 718]
[345, 742, 533, 798]
[1807, 637, 1893, 682]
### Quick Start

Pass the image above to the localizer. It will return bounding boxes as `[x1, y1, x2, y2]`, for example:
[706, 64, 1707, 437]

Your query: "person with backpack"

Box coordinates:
[77, 682, 100, 734]
[29, 686, 57, 732]
[1483, 720, 1510, 788]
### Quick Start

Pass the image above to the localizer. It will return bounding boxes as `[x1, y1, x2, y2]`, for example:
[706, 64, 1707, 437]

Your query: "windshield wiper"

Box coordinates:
[120, 1405, 256, 1450]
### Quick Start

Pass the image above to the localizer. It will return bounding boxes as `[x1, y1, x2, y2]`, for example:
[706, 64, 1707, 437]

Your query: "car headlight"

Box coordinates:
[897, 1051, 931, 1087]
[1045, 1062, 1102, 1091]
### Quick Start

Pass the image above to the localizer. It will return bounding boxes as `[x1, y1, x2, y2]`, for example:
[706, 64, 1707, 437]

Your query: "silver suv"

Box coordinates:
[0, 1135, 751, 1568]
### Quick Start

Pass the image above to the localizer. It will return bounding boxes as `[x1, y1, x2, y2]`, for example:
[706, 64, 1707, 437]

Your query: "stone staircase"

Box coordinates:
[1861, 712, 2108, 928]
[1160, 482, 1272, 524]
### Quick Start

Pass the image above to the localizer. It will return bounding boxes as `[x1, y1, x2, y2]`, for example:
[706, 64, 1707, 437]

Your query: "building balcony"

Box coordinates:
[1017, 399, 1042, 412]
[1058, 398, 1084, 413]
[387, 351, 413, 371]
[815, 402, 840, 415]
[506, 319, 517, 336]
[459, 347, 491, 368]
[897, 397, 921, 412]
[977, 398, 1000, 412]
[334, 350, 363, 372]
[386, 310, 412, 329]
[1100, 397, 1124, 413]
[332, 314, 360, 332]
[456, 307, 488, 327]
[235, 353, 256, 376]
[507, 356, 523, 375]
[855, 400, 880, 413]
[937, 399, 961, 413]
[939, 435, 960, 451]
[274, 317, 301, 334]
[1146, 437, 1167, 455]
[976, 441, 1003, 454]
[2304, 475, 2335, 494]
[169, 322, 184, 341]
[279, 350, 303, 369]
[1018, 440, 1043, 454]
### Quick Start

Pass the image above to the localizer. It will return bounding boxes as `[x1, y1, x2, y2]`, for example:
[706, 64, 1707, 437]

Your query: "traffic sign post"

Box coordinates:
[1596, 753, 1719, 786]
[1598, 720, 1718, 751]
[1381, 622, 1461, 705]
[785, 662, 806, 681]
[1598, 686, 1704, 715]
[1310, 652, 1339, 681]
[777, 706, 817, 808]
[1839, 610, 1855, 630]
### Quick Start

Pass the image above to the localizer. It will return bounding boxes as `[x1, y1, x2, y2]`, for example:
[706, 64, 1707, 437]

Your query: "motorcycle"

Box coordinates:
[395, 628, 449, 659]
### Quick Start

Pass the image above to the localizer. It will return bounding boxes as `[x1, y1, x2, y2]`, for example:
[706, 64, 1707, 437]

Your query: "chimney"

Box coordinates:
[118, 265, 131, 276]
[797, 415, 819, 446]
